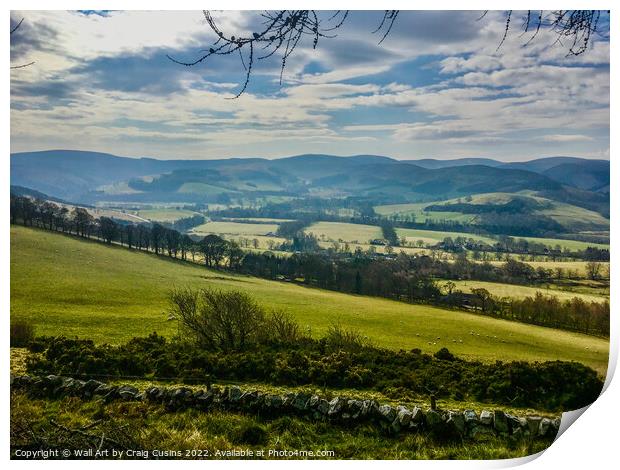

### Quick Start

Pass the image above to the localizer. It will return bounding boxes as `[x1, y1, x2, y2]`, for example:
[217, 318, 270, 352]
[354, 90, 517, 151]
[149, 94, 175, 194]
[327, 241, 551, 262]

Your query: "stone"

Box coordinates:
[347, 400, 363, 419]
[447, 411, 466, 434]
[425, 409, 443, 428]
[396, 406, 413, 427]
[316, 399, 330, 415]
[493, 410, 509, 434]
[102, 386, 120, 401]
[505, 413, 521, 434]
[171, 387, 192, 401]
[282, 392, 296, 408]
[526, 416, 542, 435]
[83, 379, 104, 394]
[463, 409, 478, 423]
[363, 400, 380, 420]
[539, 418, 552, 437]
[93, 383, 113, 396]
[228, 386, 242, 403]
[480, 410, 493, 425]
[308, 395, 320, 409]
[328, 397, 346, 417]
[117, 385, 139, 400]
[195, 391, 215, 409]
[292, 393, 310, 412]
[378, 404, 397, 423]
[45, 375, 63, 387]
[411, 406, 424, 424]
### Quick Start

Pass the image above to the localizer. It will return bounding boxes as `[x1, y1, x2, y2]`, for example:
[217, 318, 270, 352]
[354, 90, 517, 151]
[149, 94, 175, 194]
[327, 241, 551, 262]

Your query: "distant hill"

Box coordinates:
[501, 157, 609, 193]
[402, 157, 503, 169]
[541, 161, 609, 193]
[10, 150, 609, 216]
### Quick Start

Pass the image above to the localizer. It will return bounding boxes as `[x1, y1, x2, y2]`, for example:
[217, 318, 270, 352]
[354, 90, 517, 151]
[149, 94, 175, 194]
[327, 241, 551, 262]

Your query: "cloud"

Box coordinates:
[543, 134, 594, 142]
[10, 10, 610, 160]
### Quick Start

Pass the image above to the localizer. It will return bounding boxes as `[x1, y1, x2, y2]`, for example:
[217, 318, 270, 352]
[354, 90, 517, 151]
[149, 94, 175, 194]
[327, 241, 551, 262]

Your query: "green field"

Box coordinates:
[486, 260, 610, 279]
[516, 236, 609, 251]
[396, 227, 497, 246]
[375, 192, 610, 234]
[136, 208, 201, 223]
[189, 221, 280, 237]
[447, 280, 608, 302]
[222, 217, 294, 223]
[10, 226, 608, 373]
[374, 202, 476, 224]
[305, 222, 382, 243]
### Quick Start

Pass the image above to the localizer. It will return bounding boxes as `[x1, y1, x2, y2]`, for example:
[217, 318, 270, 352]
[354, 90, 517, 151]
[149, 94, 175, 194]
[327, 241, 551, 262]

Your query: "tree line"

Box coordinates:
[237, 251, 609, 336]
[11, 194, 608, 336]
[208, 200, 608, 260]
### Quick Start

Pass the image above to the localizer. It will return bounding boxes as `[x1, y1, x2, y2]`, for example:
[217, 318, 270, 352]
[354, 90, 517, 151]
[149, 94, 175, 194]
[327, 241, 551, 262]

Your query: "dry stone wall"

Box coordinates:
[11, 375, 560, 441]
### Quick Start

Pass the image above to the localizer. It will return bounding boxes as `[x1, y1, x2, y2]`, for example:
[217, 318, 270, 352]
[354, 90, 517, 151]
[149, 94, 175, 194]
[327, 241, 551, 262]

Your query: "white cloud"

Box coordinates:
[10, 10, 610, 160]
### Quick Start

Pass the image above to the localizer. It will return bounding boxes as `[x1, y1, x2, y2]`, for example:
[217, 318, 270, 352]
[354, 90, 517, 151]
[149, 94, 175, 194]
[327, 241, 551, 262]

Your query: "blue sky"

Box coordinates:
[10, 10, 610, 161]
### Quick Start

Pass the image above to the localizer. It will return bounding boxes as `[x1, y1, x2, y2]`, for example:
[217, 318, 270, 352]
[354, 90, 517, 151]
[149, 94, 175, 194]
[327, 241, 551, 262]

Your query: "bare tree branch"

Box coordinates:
[10, 18, 35, 70]
[168, 10, 397, 98]
[173, 10, 606, 98]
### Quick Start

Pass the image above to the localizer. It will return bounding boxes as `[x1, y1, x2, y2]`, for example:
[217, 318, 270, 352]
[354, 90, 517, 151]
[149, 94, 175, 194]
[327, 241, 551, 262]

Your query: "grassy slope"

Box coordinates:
[136, 209, 201, 223]
[447, 280, 608, 302]
[375, 192, 609, 232]
[396, 228, 497, 245]
[190, 221, 280, 236]
[306, 222, 382, 243]
[10, 226, 608, 373]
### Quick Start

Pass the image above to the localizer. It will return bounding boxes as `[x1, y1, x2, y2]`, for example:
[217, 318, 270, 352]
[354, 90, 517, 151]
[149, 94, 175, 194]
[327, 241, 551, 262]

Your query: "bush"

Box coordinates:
[324, 323, 371, 352]
[26, 336, 604, 412]
[168, 288, 266, 351]
[264, 310, 302, 344]
[10, 321, 35, 347]
[434, 348, 456, 361]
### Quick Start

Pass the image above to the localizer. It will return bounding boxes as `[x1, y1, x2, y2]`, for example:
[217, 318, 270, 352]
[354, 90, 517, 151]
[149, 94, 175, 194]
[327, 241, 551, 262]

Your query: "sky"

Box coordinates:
[10, 10, 610, 161]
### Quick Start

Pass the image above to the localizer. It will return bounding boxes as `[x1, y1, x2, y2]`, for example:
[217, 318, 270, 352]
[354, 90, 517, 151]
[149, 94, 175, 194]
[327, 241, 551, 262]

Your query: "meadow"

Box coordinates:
[135, 208, 202, 223]
[189, 221, 280, 237]
[486, 260, 610, 279]
[446, 280, 608, 303]
[374, 192, 610, 235]
[305, 222, 382, 243]
[10, 226, 609, 373]
[396, 227, 497, 246]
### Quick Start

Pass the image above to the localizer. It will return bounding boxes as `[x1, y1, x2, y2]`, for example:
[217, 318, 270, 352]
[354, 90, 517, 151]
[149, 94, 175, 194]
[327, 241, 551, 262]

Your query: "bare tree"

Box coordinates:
[171, 10, 606, 98]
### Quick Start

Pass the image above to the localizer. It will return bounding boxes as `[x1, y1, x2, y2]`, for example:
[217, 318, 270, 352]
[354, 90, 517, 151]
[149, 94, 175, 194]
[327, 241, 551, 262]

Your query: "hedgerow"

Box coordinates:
[26, 333, 602, 412]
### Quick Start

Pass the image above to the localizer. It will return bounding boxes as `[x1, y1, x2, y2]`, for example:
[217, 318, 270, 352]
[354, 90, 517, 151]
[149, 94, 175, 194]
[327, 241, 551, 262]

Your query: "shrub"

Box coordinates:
[168, 288, 266, 351]
[434, 347, 456, 361]
[10, 321, 35, 347]
[324, 323, 371, 352]
[26, 335, 604, 412]
[264, 310, 302, 344]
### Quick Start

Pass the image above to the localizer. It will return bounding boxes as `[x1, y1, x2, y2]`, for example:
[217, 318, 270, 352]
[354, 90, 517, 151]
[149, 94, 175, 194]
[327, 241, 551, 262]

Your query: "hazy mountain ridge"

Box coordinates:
[10, 150, 609, 216]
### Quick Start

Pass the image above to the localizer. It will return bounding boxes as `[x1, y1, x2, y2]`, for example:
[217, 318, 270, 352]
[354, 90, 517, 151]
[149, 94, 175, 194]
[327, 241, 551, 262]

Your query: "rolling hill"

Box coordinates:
[10, 151, 609, 216]
[10, 225, 609, 373]
[376, 192, 609, 233]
